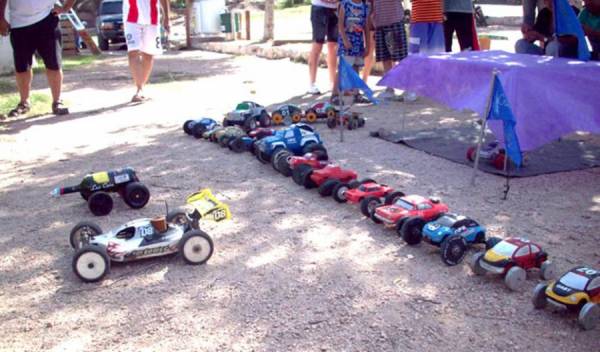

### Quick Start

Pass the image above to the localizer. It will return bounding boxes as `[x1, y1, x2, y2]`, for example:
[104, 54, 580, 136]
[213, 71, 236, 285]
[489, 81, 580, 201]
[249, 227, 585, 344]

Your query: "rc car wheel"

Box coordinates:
[69, 221, 103, 249]
[243, 117, 257, 131]
[167, 207, 191, 227]
[257, 150, 271, 164]
[348, 118, 358, 130]
[332, 183, 350, 203]
[469, 252, 487, 276]
[179, 230, 214, 265]
[306, 111, 318, 123]
[192, 123, 206, 139]
[326, 108, 337, 119]
[271, 149, 289, 173]
[292, 112, 302, 123]
[218, 135, 231, 148]
[360, 197, 381, 217]
[229, 137, 247, 153]
[357, 117, 366, 127]
[88, 191, 113, 216]
[440, 235, 468, 266]
[485, 236, 502, 250]
[384, 191, 405, 205]
[578, 302, 599, 331]
[301, 169, 317, 189]
[80, 190, 91, 200]
[318, 179, 339, 197]
[272, 112, 284, 125]
[123, 182, 150, 209]
[326, 116, 337, 129]
[369, 208, 383, 224]
[293, 164, 312, 186]
[183, 120, 194, 134]
[222, 119, 232, 127]
[259, 111, 271, 127]
[274, 150, 293, 177]
[466, 146, 476, 162]
[504, 266, 527, 291]
[532, 283, 548, 309]
[540, 260, 557, 280]
[72, 245, 110, 282]
[304, 144, 328, 161]
[401, 217, 426, 244]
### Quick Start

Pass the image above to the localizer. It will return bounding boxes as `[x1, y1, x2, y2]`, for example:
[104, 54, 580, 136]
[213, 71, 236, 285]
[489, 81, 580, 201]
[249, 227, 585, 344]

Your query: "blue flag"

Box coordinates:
[553, 0, 591, 61]
[487, 76, 522, 168]
[338, 56, 378, 104]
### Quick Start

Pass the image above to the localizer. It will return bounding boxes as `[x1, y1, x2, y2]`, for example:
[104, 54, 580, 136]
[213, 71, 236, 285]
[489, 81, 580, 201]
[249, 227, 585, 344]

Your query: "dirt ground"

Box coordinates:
[1, 50, 599, 351]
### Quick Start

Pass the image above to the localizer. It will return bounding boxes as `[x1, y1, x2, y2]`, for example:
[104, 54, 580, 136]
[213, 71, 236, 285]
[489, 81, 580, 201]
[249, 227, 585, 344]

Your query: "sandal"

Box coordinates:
[52, 101, 70, 115]
[8, 101, 31, 118]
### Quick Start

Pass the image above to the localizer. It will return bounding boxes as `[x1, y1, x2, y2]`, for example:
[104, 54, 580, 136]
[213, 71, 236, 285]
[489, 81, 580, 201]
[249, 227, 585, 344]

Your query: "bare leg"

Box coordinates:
[362, 32, 375, 81]
[308, 42, 324, 86]
[326, 41, 338, 90]
[45, 69, 63, 103]
[128, 50, 144, 94]
[382, 60, 394, 75]
[15, 69, 33, 104]
[140, 52, 154, 89]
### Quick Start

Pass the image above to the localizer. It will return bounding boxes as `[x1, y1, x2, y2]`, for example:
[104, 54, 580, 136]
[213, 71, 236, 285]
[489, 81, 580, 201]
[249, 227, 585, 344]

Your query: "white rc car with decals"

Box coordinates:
[69, 189, 231, 282]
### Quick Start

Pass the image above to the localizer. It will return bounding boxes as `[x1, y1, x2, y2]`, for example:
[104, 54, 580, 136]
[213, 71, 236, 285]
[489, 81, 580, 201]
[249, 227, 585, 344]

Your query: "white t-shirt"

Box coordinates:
[123, 0, 161, 26]
[312, 0, 338, 10]
[8, 0, 55, 29]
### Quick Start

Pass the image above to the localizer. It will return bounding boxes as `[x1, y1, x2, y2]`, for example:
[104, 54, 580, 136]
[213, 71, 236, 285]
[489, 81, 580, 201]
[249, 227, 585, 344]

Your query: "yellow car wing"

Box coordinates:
[186, 189, 231, 222]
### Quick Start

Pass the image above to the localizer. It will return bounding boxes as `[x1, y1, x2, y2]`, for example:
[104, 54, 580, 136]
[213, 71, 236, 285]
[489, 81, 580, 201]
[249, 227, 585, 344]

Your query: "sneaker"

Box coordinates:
[307, 84, 321, 95]
[7, 101, 31, 118]
[353, 94, 371, 104]
[52, 100, 69, 115]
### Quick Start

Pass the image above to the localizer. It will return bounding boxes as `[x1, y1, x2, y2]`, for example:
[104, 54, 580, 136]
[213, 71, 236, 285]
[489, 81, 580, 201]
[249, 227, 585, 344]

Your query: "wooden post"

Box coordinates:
[185, 0, 192, 49]
[245, 10, 251, 40]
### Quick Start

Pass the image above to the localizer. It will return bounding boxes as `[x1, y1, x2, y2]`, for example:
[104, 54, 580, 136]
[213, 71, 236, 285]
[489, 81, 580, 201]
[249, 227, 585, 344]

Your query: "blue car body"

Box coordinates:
[422, 214, 486, 246]
[189, 118, 218, 131]
[255, 123, 323, 159]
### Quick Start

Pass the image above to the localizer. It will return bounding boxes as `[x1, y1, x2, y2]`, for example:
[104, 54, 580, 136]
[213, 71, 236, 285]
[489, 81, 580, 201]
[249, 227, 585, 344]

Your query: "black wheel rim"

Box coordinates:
[128, 188, 149, 207]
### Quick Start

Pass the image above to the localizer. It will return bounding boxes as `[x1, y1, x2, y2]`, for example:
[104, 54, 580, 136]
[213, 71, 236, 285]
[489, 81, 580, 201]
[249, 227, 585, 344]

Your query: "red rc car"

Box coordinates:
[470, 237, 557, 291]
[290, 154, 331, 184]
[331, 180, 405, 217]
[297, 164, 358, 192]
[372, 195, 449, 241]
[304, 102, 338, 123]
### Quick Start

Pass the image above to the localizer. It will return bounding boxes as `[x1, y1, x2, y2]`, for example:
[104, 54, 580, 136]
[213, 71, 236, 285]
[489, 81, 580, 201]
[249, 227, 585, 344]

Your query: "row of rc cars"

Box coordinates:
[183, 112, 600, 331]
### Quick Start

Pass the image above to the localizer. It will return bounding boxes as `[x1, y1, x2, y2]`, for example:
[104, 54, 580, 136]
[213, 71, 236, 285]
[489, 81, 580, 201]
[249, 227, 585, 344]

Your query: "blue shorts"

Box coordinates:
[408, 22, 445, 54]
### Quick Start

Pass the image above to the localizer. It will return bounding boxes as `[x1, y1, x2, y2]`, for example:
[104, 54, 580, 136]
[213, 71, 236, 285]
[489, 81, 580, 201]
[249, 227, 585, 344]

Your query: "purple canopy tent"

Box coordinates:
[378, 50, 600, 153]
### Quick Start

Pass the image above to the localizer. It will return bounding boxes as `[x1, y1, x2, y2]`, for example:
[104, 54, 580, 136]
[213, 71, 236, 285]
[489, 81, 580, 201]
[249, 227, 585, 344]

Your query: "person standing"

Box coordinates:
[371, 0, 408, 99]
[123, 0, 170, 102]
[308, 0, 339, 95]
[0, 0, 75, 117]
[408, 0, 445, 54]
[443, 0, 475, 51]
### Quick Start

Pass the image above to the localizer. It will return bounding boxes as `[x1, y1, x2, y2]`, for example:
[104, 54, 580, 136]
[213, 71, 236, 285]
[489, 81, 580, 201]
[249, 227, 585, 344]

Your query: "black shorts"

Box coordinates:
[10, 13, 62, 73]
[443, 12, 474, 52]
[311, 5, 338, 44]
[375, 22, 408, 62]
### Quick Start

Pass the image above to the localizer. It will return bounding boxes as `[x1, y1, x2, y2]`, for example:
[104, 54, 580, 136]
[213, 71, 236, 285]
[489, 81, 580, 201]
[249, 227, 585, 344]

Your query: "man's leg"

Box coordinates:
[15, 69, 33, 104]
[140, 52, 155, 89]
[362, 31, 375, 81]
[45, 69, 63, 103]
[128, 50, 144, 93]
[309, 42, 324, 87]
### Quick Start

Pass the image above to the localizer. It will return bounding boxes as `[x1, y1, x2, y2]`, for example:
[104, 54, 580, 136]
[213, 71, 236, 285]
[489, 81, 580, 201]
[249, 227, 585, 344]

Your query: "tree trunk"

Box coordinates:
[263, 0, 274, 41]
[185, 0, 193, 48]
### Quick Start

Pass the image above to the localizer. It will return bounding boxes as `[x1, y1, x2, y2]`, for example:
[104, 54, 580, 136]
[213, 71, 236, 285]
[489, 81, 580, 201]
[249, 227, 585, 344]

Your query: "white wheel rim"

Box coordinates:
[542, 262, 557, 280]
[368, 200, 379, 213]
[76, 252, 106, 280]
[579, 304, 599, 330]
[506, 268, 526, 290]
[183, 236, 211, 263]
[336, 187, 348, 200]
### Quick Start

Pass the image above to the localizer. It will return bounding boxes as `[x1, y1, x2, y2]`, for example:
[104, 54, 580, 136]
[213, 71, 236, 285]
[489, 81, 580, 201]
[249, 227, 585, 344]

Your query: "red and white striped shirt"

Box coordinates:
[123, 0, 160, 25]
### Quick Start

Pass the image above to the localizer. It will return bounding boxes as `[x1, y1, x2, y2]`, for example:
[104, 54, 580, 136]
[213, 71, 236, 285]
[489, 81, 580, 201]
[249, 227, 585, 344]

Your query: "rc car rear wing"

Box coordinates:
[186, 189, 231, 222]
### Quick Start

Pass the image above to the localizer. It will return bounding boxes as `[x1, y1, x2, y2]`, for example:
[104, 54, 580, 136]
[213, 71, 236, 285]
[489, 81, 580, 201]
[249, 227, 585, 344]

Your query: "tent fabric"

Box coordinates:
[377, 50, 600, 151]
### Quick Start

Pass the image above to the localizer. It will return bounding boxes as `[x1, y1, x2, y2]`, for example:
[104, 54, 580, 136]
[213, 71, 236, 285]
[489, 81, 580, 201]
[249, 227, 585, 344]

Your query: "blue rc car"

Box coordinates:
[183, 118, 219, 139]
[422, 213, 488, 266]
[255, 123, 327, 169]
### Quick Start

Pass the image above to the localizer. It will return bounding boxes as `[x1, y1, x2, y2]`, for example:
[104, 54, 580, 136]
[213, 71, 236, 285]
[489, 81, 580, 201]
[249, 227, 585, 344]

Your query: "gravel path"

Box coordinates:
[0, 50, 599, 351]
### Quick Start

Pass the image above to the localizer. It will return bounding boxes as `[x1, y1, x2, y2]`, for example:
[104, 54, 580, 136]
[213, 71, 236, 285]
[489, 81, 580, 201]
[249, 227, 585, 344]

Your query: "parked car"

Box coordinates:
[96, 0, 124, 51]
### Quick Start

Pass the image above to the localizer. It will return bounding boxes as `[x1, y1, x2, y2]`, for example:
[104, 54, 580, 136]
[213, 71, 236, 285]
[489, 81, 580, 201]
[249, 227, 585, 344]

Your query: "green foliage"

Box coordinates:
[0, 93, 52, 118]
[276, 0, 311, 10]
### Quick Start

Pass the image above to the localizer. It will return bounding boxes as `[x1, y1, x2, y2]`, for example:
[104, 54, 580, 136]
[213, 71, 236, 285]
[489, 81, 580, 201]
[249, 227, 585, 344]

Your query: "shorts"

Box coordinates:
[375, 22, 408, 62]
[341, 55, 364, 69]
[10, 13, 62, 73]
[125, 22, 162, 55]
[311, 5, 338, 43]
[408, 22, 445, 54]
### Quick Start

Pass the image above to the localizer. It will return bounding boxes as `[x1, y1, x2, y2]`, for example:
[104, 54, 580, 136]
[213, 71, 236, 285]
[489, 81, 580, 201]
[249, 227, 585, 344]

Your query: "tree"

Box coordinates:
[263, 0, 274, 41]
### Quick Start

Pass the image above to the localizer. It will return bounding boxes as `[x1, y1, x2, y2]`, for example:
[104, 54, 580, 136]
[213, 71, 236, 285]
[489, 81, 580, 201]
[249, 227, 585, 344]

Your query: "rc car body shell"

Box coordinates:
[309, 165, 357, 186]
[345, 182, 394, 204]
[271, 104, 303, 125]
[224, 101, 270, 129]
[289, 154, 330, 170]
[373, 195, 449, 227]
[544, 267, 600, 310]
[479, 237, 548, 275]
[422, 214, 486, 246]
[256, 123, 323, 159]
[305, 102, 338, 119]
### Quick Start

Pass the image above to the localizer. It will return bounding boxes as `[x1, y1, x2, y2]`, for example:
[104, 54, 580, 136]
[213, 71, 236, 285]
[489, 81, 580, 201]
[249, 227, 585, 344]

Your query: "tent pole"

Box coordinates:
[470, 70, 498, 186]
[340, 96, 345, 143]
[502, 150, 510, 200]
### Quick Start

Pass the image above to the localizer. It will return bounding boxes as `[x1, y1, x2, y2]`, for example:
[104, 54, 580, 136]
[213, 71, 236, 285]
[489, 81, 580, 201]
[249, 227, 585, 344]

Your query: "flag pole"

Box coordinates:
[470, 69, 499, 186]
